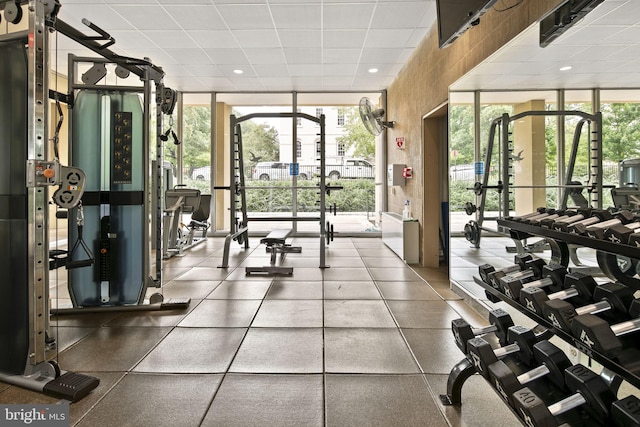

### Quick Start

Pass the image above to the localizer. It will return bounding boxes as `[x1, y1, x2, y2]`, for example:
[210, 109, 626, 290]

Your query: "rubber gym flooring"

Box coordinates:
[0, 236, 523, 426]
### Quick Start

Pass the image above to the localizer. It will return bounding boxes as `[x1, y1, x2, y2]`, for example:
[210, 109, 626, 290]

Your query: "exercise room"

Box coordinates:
[1, 0, 639, 426]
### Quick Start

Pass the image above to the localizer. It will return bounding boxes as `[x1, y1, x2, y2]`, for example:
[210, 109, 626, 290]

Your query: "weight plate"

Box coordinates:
[4, 2, 22, 25]
[473, 182, 483, 196]
[464, 220, 480, 246]
[464, 202, 476, 216]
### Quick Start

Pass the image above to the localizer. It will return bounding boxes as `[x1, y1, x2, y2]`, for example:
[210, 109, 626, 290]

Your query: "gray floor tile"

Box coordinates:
[156, 279, 220, 299]
[325, 328, 420, 373]
[134, 327, 246, 373]
[368, 267, 423, 281]
[202, 374, 323, 427]
[280, 256, 325, 267]
[323, 256, 366, 268]
[207, 280, 272, 299]
[46, 326, 96, 353]
[50, 312, 122, 328]
[324, 280, 380, 299]
[376, 281, 443, 300]
[161, 267, 191, 281]
[178, 299, 261, 327]
[357, 248, 398, 257]
[252, 299, 323, 327]
[76, 373, 222, 427]
[402, 328, 465, 374]
[68, 372, 125, 425]
[174, 266, 231, 281]
[325, 374, 448, 427]
[425, 374, 521, 426]
[362, 256, 409, 268]
[265, 280, 323, 299]
[324, 248, 361, 257]
[104, 305, 194, 327]
[230, 328, 323, 373]
[324, 300, 396, 328]
[323, 267, 372, 281]
[58, 327, 171, 372]
[387, 300, 462, 328]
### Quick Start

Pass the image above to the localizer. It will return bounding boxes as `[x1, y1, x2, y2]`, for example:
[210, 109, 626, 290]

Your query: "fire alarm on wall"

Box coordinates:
[396, 137, 405, 149]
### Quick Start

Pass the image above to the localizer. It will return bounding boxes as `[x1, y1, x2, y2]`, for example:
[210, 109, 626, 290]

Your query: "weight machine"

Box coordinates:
[0, 0, 98, 400]
[464, 110, 603, 253]
[217, 112, 338, 270]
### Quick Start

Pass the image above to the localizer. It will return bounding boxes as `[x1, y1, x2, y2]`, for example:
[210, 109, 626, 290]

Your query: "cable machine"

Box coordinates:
[0, 0, 98, 400]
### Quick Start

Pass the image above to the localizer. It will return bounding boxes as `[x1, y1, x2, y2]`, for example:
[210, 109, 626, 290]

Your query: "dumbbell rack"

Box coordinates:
[498, 218, 640, 291]
[454, 218, 640, 390]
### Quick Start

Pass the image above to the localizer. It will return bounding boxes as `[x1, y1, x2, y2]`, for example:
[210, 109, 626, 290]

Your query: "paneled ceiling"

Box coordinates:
[52, 0, 640, 95]
[54, 0, 436, 93]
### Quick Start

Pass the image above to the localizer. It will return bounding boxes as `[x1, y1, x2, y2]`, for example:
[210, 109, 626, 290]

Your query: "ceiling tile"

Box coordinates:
[323, 30, 367, 49]
[323, 63, 357, 76]
[243, 48, 287, 64]
[110, 5, 182, 30]
[233, 30, 281, 48]
[284, 48, 322, 64]
[278, 30, 321, 48]
[323, 4, 375, 30]
[203, 48, 249, 64]
[57, 4, 134, 30]
[163, 5, 227, 30]
[370, 2, 432, 29]
[191, 30, 240, 49]
[323, 49, 362, 64]
[364, 28, 415, 48]
[143, 30, 199, 49]
[164, 48, 211, 65]
[252, 64, 290, 77]
[270, 4, 321, 30]
[216, 4, 274, 30]
[288, 64, 324, 77]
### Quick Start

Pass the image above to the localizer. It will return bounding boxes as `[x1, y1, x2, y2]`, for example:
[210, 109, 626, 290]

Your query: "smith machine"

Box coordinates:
[217, 112, 340, 272]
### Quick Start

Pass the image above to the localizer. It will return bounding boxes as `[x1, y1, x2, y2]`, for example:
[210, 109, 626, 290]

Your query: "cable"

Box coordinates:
[494, 0, 524, 13]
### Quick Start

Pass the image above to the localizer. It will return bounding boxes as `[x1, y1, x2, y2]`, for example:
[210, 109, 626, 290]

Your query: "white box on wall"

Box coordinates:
[388, 164, 405, 186]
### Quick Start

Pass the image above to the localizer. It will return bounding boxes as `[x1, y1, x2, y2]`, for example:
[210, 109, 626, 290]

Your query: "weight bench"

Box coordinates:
[245, 229, 302, 276]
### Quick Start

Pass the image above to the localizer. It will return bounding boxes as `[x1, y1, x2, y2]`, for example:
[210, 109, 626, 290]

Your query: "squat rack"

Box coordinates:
[218, 111, 333, 269]
[465, 110, 603, 248]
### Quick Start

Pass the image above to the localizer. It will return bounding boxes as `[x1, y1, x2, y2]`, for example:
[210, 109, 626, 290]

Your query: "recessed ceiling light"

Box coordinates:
[559, 66, 572, 71]
[368, 68, 378, 73]
[233, 69, 244, 74]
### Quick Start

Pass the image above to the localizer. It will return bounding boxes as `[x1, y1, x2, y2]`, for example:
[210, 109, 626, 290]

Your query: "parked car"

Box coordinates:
[251, 162, 313, 180]
[191, 166, 211, 181]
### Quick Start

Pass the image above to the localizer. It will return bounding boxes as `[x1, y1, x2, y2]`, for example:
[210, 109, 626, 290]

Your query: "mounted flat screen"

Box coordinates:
[436, 0, 498, 48]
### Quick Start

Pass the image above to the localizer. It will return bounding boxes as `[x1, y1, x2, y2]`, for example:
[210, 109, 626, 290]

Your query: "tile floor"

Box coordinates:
[0, 236, 523, 426]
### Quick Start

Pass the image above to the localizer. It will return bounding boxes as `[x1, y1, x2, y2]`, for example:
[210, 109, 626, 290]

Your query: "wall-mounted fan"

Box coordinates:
[359, 97, 395, 136]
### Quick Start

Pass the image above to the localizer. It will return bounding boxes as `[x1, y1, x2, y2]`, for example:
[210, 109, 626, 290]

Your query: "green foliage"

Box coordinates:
[245, 179, 375, 213]
[335, 107, 375, 159]
[235, 113, 280, 172]
[181, 106, 211, 179]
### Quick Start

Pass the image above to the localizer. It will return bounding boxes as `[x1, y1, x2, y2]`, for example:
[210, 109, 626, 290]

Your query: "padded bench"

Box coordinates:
[245, 229, 302, 276]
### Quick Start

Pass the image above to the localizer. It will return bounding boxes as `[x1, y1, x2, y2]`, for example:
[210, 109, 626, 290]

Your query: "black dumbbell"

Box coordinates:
[488, 340, 571, 407]
[479, 253, 534, 285]
[543, 282, 634, 332]
[565, 209, 614, 234]
[551, 207, 594, 231]
[553, 209, 613, 232]
[539, 210, 577, 228]
[571, 299, 640, 357]
[508, 207, 550, 222]
[467, 325, 545, 378]
[500, 264, 567, 301]
[487, 258, 546, 292]
[513, 364, 617, 426]
[582, 211, 637, 239]
[604, 221, 640, 244]
[520, 209, 559, 225]
[628, 231, 640, 248]
[612, 395, 640, 427]
[451, 309, 514, 353]
[520, 272, 597, 316]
